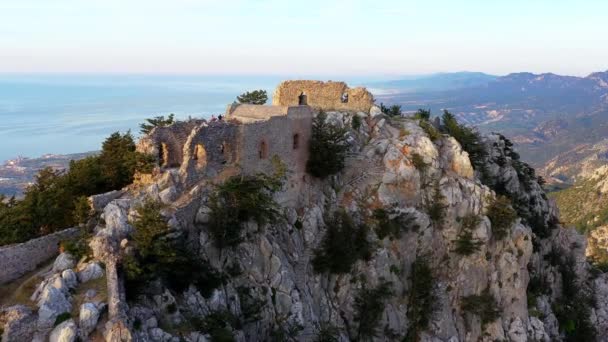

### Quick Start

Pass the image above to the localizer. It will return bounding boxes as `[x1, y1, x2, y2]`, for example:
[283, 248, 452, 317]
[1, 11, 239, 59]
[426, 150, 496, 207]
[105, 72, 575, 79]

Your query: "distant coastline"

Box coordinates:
[0, 152, 96, 197]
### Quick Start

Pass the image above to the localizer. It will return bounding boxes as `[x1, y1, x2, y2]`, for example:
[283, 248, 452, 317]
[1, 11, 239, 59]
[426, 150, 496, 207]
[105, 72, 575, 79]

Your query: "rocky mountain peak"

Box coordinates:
[2, 103, 607, 342]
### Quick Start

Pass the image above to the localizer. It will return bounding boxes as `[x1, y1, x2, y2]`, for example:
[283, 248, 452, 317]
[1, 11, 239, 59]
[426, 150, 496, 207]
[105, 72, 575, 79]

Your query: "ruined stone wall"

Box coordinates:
[0, 228, 80, 284]
[226, 104, 289, 122]
[137, 120, 203, 168]
[179, 122, 240, 186]
[272, 80, 374, 113]
[237, 106, 312, 182]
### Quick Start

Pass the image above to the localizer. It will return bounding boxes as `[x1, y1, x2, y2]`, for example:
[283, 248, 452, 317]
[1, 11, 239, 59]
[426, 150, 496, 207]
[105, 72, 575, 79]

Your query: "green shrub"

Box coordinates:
[351, 115, 362, 130]
[411, 153, 428, 172]
[419, 120, 442, 142]
[372, 208, 419, 240]
[461, 288, 500, 326]
[237, 90, 268, 105]
[353, 281, 393, 340]
[453, 215, 483, 255]
[315, 324, 339, 342]
[312, 211, 374, 274]
[199, 310, 238, 342]
[270, 320, 304, 342]
[139, 114, 175, 134]
[425, 181, 447, 226]
[306, 111, 349, 178]
[380, 103, 402, 116]
[236, 286, 266, 323]
[60, 236, 91, 261]
[440, 110, 487, 171]
[54, 312, 71, 327]
[72, 196, 93, 225]
[208, 174, 281, 248]
[553, 253, 597, 341]
[413, 108, 431, 121]
[486, 195, 517, 239]
[404, 258, 438, 342]
[123, 199, 222, 299]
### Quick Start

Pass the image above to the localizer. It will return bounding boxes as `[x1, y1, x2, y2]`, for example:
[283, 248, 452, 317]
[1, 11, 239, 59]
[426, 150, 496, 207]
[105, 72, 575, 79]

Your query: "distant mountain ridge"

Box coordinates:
[370, 71, 497, 93]
[376, 69, 608, 178]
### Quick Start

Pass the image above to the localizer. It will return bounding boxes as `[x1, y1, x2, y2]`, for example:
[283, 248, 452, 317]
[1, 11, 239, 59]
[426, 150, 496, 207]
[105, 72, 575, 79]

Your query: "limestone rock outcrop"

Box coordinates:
[4, 100, 606, 341]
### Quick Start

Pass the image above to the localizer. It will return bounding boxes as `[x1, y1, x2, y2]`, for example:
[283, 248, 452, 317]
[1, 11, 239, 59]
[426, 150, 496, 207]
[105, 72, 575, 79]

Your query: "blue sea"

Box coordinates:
[0, 74, 392, 163]
[0, 74, 293, 163]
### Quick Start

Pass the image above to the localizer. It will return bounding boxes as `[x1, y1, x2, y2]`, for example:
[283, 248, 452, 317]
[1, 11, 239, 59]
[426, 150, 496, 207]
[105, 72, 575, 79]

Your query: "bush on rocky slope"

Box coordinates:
[453, 214, 484, 255]
[312, 210, 374, 274]
[372, 208, 419, 240]
[354, 280, 393, 340]
[404, 258, 438, 342]
[486, 195, 518, 240]
[461, 288, 501, 326]
[440, 110, 487, 173]
[208, 173, 282, 248]
[306, 111, 349, 178]
[123, 199, 222, 298]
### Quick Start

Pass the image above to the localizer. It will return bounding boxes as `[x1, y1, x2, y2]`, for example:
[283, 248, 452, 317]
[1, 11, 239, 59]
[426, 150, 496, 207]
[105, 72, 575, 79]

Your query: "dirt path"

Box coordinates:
[0, 259, 53, 308]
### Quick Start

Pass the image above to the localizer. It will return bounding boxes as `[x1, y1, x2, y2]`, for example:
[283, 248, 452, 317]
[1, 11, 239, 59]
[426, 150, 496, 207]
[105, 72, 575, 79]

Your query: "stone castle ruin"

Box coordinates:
[273, 80, 374, 113]
[137, 81, 375, 189]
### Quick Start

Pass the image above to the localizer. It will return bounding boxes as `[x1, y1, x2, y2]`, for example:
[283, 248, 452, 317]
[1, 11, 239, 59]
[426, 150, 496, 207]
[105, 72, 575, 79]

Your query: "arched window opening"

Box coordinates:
[293, 133, 300, 150]
[298, 92, 308, 106]
[193, 144, 207, 169]
[341, 92, 349, 103]
[259, 140, 268, 159]
[159, 142, 169, 167]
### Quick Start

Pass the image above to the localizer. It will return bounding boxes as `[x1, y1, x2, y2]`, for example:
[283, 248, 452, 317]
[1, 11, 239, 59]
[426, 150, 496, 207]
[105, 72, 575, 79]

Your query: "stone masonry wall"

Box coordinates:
[272, 80, 374, 113]
[0, 228, 80, 284]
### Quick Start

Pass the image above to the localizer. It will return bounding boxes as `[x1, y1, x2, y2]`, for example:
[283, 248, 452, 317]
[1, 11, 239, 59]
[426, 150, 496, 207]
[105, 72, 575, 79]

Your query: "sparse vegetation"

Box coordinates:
[123, 199, 222, 299]
[413, 108, 431, 121]
[552, 252, 597, 341]
[453, 215, 483, 255]
[440, 110, 487, 172]
[197, 310, 237, 342]
[419, 120, 441, 142]
[237, 89, 268, 105]
[486, 195, 517, 239]
[380, 103, 402, 116]
[372, 208, 419, 240]
[351, 115, 362, 130]
[461, 288, 500, 326]
[236, 286, 266, 323]
[306, 111, 349, 178]
[404, 258, 438, 342]
[312, 210, 374, 274]
[425, 181, 447, 226]
[411, 153, 427, 172]
[60, 236, 91, 261]
[315, 324, 340, 342]
[139, 114, 175, 134]
[353, 281, 393, 340]
[207, 173, 281, 248]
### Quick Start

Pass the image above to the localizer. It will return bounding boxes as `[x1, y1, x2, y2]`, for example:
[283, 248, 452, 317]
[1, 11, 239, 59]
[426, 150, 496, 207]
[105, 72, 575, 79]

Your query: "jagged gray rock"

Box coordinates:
[77, 261, 104, 283]
[49, 319, 78, 342]
[52, 252, 75, 273]
[0, 305, 36, 342]
[79, 302, 102, 338]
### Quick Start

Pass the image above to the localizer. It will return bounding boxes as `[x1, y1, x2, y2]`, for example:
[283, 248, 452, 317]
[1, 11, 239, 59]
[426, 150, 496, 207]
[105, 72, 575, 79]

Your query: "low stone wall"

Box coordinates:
[0, 228, 80, 284]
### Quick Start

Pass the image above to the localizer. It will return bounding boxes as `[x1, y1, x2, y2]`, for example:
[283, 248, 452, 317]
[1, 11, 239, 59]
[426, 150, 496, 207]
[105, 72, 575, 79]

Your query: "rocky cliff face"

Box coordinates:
[3, 108, 607, 341]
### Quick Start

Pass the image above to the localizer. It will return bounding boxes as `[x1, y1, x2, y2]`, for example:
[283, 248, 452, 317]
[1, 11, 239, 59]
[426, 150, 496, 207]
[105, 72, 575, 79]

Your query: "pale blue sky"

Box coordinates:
[1, 0, 607, 76]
